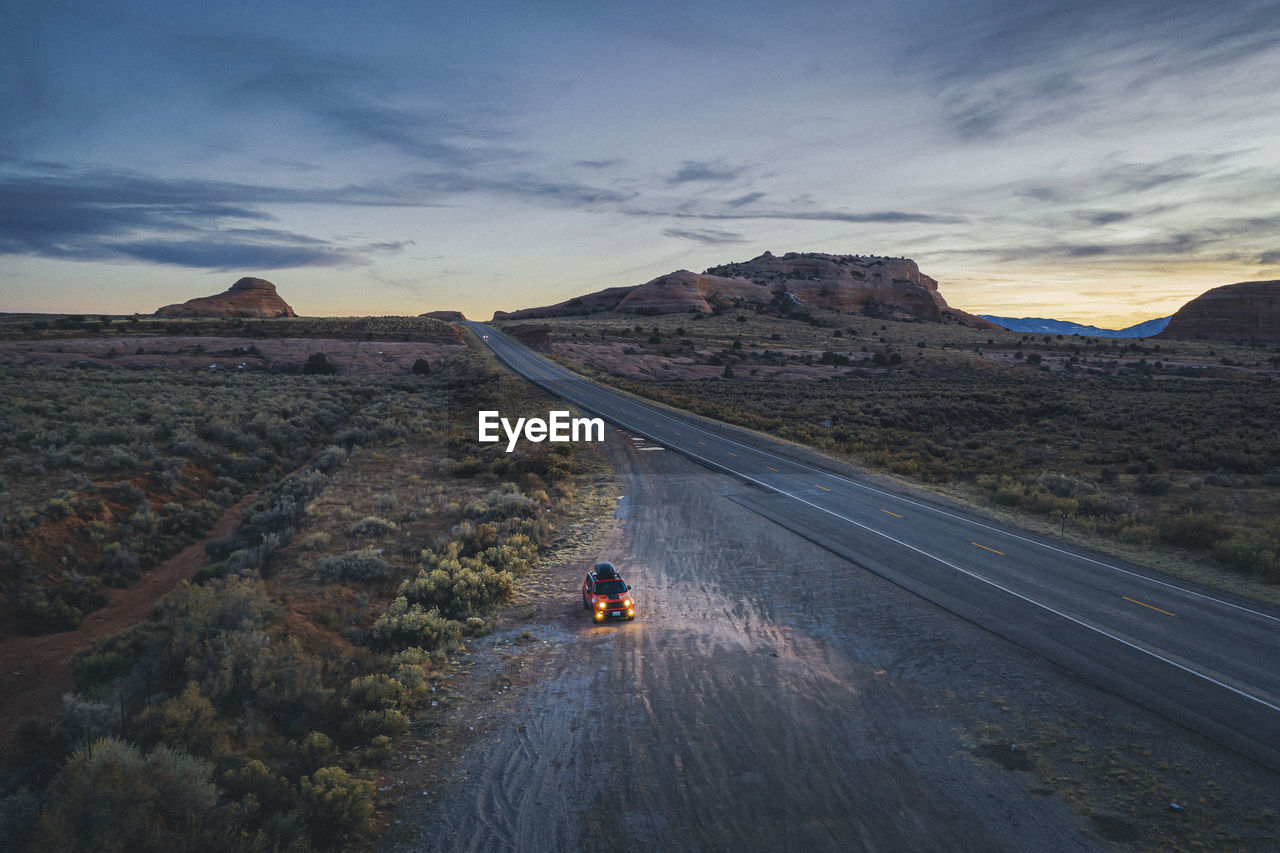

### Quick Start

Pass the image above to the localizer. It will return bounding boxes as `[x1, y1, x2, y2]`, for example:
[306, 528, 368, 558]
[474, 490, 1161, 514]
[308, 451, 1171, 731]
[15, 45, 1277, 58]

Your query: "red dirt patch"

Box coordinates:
[0, 491, 256, 748]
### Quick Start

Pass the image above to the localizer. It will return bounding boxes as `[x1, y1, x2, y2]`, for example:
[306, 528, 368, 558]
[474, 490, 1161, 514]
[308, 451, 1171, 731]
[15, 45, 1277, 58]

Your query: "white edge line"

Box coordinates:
[480, 324, 1279, 628]
[475, 324, 1280, 711]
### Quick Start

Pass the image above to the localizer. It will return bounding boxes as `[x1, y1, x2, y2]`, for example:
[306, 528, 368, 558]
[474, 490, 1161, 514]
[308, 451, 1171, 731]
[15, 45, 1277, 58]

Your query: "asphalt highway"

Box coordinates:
[465, 321, 1280, 773]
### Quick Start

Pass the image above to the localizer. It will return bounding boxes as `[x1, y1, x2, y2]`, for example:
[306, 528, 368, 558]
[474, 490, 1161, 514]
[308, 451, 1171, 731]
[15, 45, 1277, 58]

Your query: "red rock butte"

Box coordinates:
[493, 251, 997, 328]
[156, 277, 297, 318]
[1160, 280, 1280, 342]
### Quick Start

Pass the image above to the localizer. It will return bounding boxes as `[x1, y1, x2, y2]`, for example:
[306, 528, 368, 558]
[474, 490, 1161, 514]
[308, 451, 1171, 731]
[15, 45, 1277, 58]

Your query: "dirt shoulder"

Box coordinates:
[380, 430, 1279, 851]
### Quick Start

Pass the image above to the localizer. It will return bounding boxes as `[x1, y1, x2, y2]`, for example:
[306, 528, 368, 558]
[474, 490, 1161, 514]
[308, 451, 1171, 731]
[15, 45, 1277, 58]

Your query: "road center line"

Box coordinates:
[881, 509, 902, 518]
[1124, 596, 1176, 617]
[472, 325, 1280, 717]
[972, 541, 1005, 556]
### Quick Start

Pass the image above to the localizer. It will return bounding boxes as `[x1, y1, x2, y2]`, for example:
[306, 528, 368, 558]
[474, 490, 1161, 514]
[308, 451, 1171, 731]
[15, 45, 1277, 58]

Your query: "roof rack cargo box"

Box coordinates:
[592, 561, 618, 580]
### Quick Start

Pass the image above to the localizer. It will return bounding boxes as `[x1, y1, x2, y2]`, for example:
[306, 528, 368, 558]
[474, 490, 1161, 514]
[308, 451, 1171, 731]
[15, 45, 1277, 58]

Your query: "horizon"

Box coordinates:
[3, 1, 1278, 328]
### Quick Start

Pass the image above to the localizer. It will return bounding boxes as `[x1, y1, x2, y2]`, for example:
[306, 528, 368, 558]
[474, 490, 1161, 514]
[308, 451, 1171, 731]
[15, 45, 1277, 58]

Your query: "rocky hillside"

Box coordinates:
[494, 252, 995, 327]
[1160, 280, 1280, 341]
[156, 277, 297, 318]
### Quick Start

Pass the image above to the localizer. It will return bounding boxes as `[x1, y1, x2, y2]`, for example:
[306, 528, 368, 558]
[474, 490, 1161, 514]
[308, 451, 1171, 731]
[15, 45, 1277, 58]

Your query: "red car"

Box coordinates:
[582, 561, 635, 621]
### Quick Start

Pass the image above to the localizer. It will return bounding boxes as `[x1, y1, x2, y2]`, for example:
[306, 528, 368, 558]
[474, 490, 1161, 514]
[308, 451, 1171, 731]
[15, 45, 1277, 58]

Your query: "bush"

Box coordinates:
[370, 597, 462, 652]
[314, 547, 395, 583]
[348, 515, 397, 537]
[303, 353, 337, 375]
[1158, 512, 1227, 549]
[1213, 533, 1280, 582]
[36, 738, 219, 852]
[297, 766, 376, 848]
[15, 574, 108, 634]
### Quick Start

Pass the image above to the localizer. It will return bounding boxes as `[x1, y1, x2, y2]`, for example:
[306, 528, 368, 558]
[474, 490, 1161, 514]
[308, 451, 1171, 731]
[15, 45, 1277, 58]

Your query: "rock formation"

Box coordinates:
[156, 277, 297, 318]
[493, 252, 995, 327]
[420, 310, 468, 321]
[1159, 280, 1280, 341]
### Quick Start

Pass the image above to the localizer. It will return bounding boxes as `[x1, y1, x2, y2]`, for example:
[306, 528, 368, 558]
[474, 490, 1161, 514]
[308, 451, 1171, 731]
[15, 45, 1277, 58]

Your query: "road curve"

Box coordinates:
[465, 321, 1280, 772]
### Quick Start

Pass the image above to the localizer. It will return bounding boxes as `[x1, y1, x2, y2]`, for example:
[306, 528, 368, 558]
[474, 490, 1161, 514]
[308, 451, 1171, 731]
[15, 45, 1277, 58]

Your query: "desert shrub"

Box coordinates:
[313, 547, 395, 583]
[135, 681, 230, 758]
[35, 738, 219, 853]
[15, 573, 108, 634]
[204, 536, 238, 561]
[314, 444, 348, 473]
[0, 542, 34, 590]
[297, 766, 376, 849]
[369, 597, 462, 652]
[73, 621, 174, 691]
[0, 789, 40, 850]
[387, 647, 432, 699]
[6, 717, 78, 791]
[218, 758, 302, 843]
[303, 353, 337, 375]
[348, 515, 397, 537]
[296, 731, 338, 775]
[1213, 533, 1280, 582]
[1134, 474, 1173, 496]
[96, 542, 142, 585]
[108, 480, 148, 505]
[1157, 512, 1227, 550]
[344, 674, 410, 716]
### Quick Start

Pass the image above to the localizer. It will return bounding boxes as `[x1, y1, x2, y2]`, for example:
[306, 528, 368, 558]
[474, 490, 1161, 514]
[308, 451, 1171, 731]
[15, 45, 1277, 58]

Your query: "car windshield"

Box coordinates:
[594, 579, 627, 595]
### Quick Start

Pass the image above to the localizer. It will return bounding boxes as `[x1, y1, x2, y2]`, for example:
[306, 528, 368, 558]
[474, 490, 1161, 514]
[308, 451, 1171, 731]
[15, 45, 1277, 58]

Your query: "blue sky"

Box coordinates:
[2, 0, 1278, 325]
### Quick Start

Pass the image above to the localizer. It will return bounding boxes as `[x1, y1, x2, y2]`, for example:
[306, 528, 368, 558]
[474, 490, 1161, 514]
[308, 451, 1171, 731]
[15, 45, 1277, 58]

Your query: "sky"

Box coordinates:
[2, 0, 1278, 327]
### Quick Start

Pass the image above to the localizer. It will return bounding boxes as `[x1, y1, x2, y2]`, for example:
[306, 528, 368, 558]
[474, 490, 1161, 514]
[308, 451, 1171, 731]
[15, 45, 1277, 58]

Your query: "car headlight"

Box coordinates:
[624, 599, 632, 607]
[597, 601, 606, 609]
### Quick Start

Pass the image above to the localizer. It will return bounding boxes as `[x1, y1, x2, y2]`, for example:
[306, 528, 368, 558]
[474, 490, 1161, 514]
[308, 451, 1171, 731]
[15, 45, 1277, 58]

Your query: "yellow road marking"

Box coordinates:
[881, 509, 903, 518]
[766, 466, 779, 472]
[971, 541, 1005, 556]
[815, 484, 831, 492]
[697, 441, 705, 445]
[728, 451, 737, 457]
[1123, 596, 1176, 617]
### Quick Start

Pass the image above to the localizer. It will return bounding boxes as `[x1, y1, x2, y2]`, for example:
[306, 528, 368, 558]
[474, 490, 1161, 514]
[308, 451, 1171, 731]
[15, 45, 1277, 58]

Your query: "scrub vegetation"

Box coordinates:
[0, 349, 606, 851]
[504, 309, 1280, 588]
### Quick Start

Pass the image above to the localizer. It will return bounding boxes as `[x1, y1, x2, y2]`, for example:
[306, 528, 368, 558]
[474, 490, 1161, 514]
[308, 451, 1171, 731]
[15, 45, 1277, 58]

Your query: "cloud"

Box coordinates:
[662, 228, 746, 246]
[0, 161, 415, 269]
[728, 192, 765, 208]
[667, 160, 746, 185]
[910, 1, 1280, 141]
[407, 172, 634, 206]
[1260, 251, 1280, 265]
[1077, 210, 1132, 226]
[110, 238, 352, 271]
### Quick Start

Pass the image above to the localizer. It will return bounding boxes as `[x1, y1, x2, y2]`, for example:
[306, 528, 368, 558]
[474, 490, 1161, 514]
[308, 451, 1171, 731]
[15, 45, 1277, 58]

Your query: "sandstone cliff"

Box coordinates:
[156, 277, 297, 318]
[1160, 281, 1280, 341]
[494, 252, 995, 327]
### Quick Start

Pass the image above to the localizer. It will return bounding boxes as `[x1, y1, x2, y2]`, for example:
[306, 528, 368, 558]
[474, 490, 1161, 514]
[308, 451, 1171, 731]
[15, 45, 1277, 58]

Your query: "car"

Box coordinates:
[582, 561, 635, 622]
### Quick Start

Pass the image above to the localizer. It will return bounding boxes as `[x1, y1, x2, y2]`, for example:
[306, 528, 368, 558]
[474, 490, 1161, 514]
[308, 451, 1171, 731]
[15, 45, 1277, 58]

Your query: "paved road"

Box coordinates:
[466, 321, 1280, 772]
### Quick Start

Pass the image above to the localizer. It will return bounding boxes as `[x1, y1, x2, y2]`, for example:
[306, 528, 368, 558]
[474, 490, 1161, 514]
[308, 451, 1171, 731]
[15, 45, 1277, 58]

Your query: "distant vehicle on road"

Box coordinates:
[582, 561, 635, 621]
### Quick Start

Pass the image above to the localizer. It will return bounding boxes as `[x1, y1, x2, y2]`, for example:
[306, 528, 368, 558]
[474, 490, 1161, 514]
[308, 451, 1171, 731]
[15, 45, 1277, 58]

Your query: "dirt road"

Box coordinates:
[397, 432, 1278, 851]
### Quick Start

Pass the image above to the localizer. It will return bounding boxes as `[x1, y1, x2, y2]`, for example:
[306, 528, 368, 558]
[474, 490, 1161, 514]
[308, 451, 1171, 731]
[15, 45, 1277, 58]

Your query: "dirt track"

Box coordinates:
[395, 431, 1278, 852]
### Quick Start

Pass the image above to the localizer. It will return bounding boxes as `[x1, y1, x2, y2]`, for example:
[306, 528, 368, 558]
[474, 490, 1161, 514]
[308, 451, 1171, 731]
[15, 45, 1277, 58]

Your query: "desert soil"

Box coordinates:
[380, 431, 1279, 852]
[0, 491, 256, 746]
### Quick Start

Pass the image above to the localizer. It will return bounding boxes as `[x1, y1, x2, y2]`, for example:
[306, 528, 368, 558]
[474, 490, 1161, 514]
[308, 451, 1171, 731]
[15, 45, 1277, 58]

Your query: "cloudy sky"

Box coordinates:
[3, 0, 1278, 325]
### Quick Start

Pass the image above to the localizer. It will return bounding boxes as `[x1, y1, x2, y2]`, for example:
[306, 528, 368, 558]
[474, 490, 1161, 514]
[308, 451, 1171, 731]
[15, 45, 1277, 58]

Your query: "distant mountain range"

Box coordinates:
[978, 315, 1170, 338]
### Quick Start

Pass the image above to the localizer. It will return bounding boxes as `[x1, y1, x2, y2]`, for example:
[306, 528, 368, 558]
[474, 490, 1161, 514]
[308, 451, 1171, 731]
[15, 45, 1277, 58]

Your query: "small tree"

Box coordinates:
[303, 353, 336, 375]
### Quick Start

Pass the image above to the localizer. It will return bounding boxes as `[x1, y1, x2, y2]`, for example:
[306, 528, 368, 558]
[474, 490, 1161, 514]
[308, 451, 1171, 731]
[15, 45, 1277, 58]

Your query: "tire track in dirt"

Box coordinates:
[402, 434, 1113, 851]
